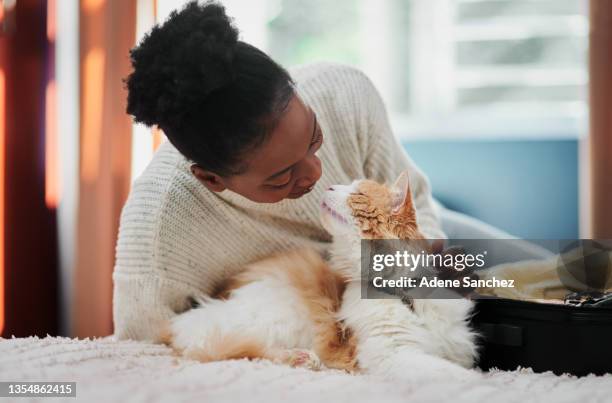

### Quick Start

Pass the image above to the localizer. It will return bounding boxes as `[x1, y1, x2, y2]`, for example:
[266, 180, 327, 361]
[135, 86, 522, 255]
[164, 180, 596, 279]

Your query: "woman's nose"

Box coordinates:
[296, 155, 322, 185]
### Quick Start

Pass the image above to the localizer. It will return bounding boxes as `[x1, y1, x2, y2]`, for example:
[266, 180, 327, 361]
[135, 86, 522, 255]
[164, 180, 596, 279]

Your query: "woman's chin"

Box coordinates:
[285, 192, 304, 200]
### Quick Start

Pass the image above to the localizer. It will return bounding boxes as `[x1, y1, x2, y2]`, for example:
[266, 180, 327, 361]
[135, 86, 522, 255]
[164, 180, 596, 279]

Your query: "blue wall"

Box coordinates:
[403, 139, 579, 239]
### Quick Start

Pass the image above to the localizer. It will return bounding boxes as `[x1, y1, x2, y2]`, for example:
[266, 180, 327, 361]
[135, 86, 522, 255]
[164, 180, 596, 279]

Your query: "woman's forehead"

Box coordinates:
[242, 96, 314, 179]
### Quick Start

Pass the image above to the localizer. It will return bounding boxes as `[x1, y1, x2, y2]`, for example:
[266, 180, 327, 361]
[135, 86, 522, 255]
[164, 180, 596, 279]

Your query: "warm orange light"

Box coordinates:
[152, 125, 163, 151]
[81, 48, 105, 183]
[0, 3, 4, 25]
[45, 80, 59, 208]
[47, 0, 56, 41]
[0, 69, 5, 334]
[83, 0, 104, 13]
[151, 0, 161, 153]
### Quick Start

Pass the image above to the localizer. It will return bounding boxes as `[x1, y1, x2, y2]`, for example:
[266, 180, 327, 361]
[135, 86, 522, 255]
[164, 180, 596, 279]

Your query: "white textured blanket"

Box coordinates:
[1, 336, 611, 403]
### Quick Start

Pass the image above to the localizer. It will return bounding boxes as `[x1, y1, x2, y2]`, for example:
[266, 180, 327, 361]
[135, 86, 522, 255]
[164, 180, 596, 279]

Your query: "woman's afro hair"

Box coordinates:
[125, 0, 294, 175]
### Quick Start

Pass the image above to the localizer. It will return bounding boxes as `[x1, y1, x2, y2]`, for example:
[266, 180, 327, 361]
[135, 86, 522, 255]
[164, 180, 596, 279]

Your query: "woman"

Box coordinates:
[114, 1, 549, 341]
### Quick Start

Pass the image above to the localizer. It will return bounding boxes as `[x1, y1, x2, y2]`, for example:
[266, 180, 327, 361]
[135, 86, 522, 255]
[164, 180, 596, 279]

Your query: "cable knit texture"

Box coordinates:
[113, 63, 445, 341]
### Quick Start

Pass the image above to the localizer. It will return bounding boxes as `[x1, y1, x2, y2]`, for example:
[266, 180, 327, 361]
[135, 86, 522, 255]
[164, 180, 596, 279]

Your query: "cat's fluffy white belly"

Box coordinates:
[170, 277, 315, 352]
[338, 282, 477, 372]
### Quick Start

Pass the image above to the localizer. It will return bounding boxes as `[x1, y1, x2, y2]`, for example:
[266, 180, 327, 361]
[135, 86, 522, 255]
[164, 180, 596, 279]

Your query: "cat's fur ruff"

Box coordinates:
[322, 173, 478, 380]
[160, 172, 478, 379]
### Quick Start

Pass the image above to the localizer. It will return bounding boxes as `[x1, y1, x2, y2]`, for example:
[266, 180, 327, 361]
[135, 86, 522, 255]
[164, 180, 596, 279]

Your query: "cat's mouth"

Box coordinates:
[320, 200, 349, 224]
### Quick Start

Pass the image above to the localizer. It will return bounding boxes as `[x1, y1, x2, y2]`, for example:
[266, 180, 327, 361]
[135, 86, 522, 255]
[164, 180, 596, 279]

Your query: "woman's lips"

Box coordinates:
[289, 183, 315, 197]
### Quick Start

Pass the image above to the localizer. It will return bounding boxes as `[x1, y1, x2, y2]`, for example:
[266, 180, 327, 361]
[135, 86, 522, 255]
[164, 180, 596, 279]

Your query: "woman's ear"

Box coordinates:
[191, 164, 227, 193]
[390, 171, 414, 215]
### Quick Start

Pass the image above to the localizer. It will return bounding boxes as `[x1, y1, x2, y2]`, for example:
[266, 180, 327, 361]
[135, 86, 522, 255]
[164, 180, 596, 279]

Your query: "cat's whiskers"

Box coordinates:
[321, 201, 349, 224]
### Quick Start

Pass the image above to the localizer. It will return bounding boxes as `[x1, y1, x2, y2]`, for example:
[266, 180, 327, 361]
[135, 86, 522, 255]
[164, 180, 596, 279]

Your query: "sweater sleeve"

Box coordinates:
[356, 70, 446, 239]
[112, 144, 212, 342]
[112, 272, 201, 341]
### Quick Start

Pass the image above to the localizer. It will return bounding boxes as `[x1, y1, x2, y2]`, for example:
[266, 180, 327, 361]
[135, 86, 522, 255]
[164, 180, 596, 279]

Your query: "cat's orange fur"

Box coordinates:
[214, 249, 358, 371]
[348, 179, 426, 241]
[162, 177, 425, 372]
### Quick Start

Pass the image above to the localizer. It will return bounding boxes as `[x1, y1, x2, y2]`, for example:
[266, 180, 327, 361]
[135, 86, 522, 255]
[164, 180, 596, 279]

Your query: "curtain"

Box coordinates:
[73, 0, 136, 338]
[589, 0, 612, 238]
[0, 0, 59, 338]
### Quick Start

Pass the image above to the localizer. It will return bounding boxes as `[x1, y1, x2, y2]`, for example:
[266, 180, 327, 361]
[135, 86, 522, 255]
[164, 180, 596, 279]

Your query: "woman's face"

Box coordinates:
[192, 95, 324, 203]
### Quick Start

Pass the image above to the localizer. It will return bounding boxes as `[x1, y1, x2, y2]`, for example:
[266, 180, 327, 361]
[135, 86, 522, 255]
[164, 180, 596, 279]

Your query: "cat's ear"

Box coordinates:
[391, 171, 414, 215]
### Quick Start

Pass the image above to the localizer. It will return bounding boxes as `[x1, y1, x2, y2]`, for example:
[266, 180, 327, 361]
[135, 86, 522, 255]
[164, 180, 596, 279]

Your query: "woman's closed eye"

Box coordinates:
[267, 174, 292, 189]
[310, 127, 323, 148]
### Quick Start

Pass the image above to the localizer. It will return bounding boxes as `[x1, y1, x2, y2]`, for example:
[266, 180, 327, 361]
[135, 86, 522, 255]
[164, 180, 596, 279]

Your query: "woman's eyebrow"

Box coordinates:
[265, 111, 317, 181]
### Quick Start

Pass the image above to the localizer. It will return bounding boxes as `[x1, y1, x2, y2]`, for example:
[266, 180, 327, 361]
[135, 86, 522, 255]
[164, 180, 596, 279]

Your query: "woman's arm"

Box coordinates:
[112, 148, 210, 341]
[112, 271, 201, 341]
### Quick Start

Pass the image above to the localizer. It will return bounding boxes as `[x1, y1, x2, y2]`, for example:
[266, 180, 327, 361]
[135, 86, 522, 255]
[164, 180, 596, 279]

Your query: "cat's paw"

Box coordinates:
[162, 312, 202, 353]
[279, 349, 322, 371]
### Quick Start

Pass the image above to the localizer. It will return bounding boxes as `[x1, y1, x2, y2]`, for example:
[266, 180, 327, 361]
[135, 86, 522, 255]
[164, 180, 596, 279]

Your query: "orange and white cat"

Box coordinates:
[161, 171, 477, 379]
[323, 172, 477, 380]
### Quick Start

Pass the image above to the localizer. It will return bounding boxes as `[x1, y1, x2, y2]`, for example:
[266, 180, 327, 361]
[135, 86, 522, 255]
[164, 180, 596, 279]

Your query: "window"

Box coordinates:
[137, 0, 588, 176]
[265, 0, 589, 139]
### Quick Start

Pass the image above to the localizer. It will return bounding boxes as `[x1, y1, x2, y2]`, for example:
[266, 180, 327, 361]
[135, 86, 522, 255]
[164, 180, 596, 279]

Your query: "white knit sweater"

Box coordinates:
[112, 63, 445, 341]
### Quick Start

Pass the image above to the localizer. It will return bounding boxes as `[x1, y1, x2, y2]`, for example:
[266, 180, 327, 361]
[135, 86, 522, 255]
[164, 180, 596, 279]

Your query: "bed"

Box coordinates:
[1, 335, 611, 402]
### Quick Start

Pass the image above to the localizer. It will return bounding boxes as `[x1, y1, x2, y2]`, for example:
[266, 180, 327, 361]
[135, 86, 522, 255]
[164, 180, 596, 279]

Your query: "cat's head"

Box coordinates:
[320, 171, 424, 241]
